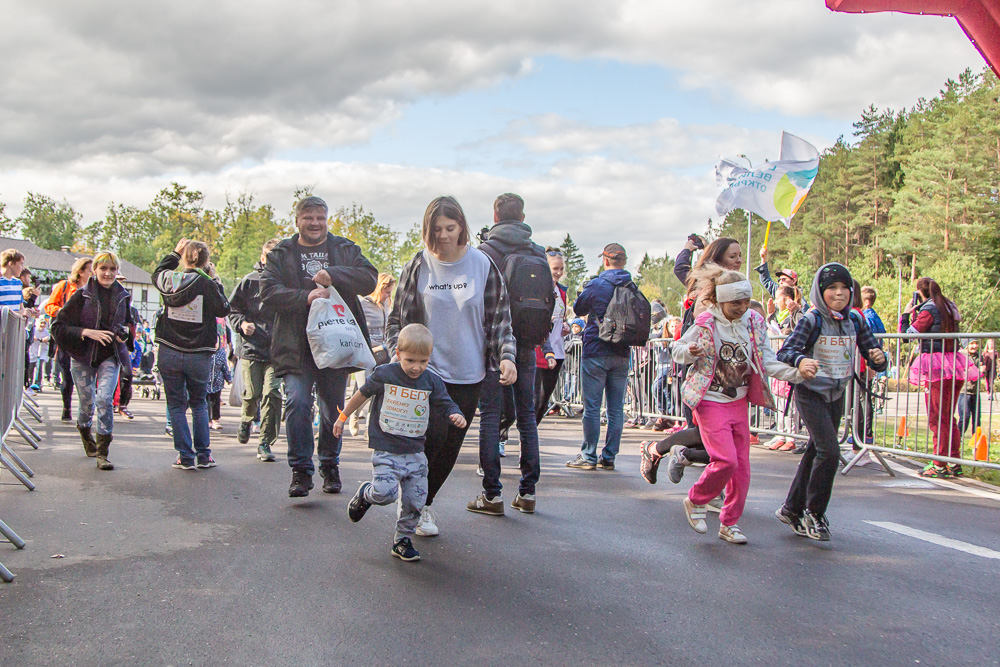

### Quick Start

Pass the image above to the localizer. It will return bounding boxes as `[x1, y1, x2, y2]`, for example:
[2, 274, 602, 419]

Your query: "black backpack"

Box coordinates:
[598, 278, 652, 346]
[496, 250, 556, 347]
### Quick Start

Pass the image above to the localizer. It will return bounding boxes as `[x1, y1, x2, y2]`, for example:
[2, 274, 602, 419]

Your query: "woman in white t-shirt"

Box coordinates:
[386, 196, 516, 537]
[534, 248, 569, 424]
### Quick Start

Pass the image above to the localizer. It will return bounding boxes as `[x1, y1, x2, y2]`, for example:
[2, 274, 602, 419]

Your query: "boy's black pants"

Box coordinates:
[784, 386, 845, 517]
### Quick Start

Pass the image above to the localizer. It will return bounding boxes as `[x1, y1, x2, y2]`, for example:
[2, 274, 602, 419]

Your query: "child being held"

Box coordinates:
[334, 323, 466, 562]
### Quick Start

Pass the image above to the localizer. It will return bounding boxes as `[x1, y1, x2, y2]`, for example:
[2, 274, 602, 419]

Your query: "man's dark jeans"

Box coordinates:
[784, 386, 845, 517]
[283, 365, 349, 475]
[478, 354, 540, 498]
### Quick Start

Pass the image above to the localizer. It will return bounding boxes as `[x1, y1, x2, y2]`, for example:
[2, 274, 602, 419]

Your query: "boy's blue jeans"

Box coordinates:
[579, 355, 629, 464]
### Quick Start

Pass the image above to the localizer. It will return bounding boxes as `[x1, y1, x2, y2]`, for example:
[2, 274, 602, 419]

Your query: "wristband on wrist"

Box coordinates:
[337, 407, 348, 423]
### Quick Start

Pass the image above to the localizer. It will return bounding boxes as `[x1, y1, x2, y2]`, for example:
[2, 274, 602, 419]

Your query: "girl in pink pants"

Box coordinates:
[672, 266, 806, 544]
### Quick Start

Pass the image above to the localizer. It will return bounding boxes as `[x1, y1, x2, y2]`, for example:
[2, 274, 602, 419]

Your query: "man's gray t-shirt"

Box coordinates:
[417, 247, 491, 384]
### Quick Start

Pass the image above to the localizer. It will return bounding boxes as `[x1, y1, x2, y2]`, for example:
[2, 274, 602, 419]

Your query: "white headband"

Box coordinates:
[716, 280, 753, 303]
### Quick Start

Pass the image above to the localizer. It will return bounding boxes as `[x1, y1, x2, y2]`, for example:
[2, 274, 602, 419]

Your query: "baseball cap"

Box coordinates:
[598, 243, 627, 261]
[775, 268, 798, 283]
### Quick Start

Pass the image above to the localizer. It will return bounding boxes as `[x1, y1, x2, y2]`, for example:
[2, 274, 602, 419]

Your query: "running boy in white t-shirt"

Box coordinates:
[334, 323, 466, 562]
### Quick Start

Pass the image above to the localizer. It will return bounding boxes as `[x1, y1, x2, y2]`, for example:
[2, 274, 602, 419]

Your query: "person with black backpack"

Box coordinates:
[470, 193, 554, 516]
[567, 243, 651, 470]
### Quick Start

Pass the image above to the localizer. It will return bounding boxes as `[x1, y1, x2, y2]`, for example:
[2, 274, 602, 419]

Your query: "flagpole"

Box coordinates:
[737, 154, 753, 296]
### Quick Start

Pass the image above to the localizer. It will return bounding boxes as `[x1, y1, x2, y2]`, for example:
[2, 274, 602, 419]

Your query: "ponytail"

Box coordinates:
[916, 277, 956, 332]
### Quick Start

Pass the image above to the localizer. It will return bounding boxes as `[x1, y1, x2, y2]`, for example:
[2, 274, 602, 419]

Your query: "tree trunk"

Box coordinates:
[910, 253, 917, 282]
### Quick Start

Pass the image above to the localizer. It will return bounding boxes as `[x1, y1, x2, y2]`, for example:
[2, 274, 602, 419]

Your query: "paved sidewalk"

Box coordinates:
[2, 392, 999, 666]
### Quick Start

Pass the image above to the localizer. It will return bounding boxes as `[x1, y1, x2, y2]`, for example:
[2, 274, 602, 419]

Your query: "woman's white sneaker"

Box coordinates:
[415, 505, 439, 537]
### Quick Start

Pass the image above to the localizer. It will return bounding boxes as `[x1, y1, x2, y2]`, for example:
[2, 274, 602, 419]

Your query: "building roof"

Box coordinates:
[0, 236, 153, 285]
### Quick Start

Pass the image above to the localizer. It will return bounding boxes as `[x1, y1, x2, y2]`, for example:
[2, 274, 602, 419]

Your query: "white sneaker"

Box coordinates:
[682, 497, 708, 534]
[349, 414, 359, 437]
[476, 465, 484, 477]
[719, 524, 748, 544]
[706, 493, 725, 513]
[415, 505, 439, 537]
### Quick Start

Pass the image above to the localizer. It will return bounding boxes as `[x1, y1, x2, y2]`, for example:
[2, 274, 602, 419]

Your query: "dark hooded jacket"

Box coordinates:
[776, 262, 886, 401]
[52, 277, 134, 372]
[152, 253, 230, 353]
[478, 219, 554, 360]
[573, 268, 634, 359]
[259, 233, 378, 377]
[228, 262, 274, 362]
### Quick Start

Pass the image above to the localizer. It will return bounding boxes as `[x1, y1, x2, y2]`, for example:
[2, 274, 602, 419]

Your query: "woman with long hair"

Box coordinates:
[385, 196, 516, 536]
[45, 256, 93, 421]
[901, 277, 980, 477]
[533, 248, 568, 425]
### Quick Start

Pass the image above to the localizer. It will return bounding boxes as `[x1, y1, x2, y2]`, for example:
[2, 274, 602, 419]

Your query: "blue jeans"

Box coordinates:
[478, 356, 540, 497]
[282, 366, 349, 475]
[71, 358, 120, 435]
[580, 355, 629, 463]
[159, 347, 213, 463]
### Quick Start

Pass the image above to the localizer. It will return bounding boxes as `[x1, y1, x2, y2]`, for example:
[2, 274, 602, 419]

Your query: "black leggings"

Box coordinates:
[58, 347, 74, 411]
[208, 390, 222, 421]
[653, 425, 710, 465]
[534, 360, 564, 425]
[425, 381, 482, 506]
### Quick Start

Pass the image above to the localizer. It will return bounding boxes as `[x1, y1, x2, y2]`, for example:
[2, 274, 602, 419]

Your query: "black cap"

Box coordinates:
[818, 263, 852, 293]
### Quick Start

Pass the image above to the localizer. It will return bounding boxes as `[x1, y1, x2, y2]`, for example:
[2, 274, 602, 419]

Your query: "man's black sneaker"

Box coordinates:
[802, 510, 831, 541]
[288, 470, 314, 497]
[775, 505, 807, 537]
[320, 465, 342, 494]
[597, 458, 615, 471]
[237, 421, 251, 444]
[349, 482, 373, 522]
[391, 537, 420, 562]
[256, 443, 275, 462]
[947, 464, 964, 477]
[61, 408, 72, 422]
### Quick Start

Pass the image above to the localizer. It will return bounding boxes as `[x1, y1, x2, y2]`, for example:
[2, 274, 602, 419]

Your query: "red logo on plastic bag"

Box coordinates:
[333, 304, 345, 317]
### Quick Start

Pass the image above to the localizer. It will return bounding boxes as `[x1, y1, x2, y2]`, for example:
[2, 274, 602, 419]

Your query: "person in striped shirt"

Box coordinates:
[0, 249, 27, 312]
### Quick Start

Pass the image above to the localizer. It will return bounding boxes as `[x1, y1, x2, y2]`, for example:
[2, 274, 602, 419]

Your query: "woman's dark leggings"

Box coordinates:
[208, 390, 222, 421]
[534, 359, 564, 425]
[425, 381, 482, 506]
[653, 426, 710, 464]
[58, 348, 74, 411]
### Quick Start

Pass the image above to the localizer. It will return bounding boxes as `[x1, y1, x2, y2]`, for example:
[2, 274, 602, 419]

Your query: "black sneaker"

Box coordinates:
[348, 482, 373, 522]
[775, 505, 807, 537]
[596, 458, 615, 471]
[320, 465, 342, 494]
[391, 537, 420, 562]
[639, 441, 660, 484]
[61, 408, 72, 422]
[172, 457, 196, 470]
[196, 454, 217, 469]
[288, 469, 313, 497]
[256, 443, 275, 462]
[946, 464, 964, 477]
[237, 421, 251, 444]
[802, 510, 831, 541]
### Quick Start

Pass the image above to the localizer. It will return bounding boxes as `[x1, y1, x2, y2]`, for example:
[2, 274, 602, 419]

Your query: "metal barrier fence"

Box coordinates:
[552, 330, 1000, 476]
[1, 307, 39, 582]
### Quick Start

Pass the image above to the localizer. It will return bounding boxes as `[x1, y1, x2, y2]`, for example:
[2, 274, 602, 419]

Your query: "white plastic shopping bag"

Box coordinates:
[306, 286, 376, 371]
[228, 358, 244, 408]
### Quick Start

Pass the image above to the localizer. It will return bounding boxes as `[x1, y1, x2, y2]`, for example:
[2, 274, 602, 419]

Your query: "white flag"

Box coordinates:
[714, 132, 819, 227]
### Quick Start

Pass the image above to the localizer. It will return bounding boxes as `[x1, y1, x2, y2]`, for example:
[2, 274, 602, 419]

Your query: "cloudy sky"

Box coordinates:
[1, 1, 984, 270]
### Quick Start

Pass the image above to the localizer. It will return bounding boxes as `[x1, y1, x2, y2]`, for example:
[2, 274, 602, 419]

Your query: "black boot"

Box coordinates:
[288, 469, 313, 497]
[77, 425, 97, 457]
[320, 465, 342, 494]
[62, 407, 73, 422]
[95, 433, 115, 470]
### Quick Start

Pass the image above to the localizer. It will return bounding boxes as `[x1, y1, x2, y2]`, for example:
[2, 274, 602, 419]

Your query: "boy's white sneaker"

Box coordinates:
[415, 506, 439, 537]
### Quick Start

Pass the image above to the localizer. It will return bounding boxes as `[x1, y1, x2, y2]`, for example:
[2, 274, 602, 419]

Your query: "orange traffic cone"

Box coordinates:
[969, 426, 982, 451]
[896, 416, 910, 439]
[974, 431, 989, 462]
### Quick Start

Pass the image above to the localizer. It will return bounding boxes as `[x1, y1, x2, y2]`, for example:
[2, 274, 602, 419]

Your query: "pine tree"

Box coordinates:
[560, 233, 587, 301]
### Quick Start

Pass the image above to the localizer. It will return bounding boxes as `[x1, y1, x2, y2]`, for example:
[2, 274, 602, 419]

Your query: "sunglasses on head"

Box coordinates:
[546, 249, 563, 257]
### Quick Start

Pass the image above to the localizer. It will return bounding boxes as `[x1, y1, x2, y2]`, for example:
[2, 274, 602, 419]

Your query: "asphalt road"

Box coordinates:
[2, 391, 999, 666]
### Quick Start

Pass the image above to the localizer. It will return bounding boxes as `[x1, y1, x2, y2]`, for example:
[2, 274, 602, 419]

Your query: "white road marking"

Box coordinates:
[866, 521, 1000, 560]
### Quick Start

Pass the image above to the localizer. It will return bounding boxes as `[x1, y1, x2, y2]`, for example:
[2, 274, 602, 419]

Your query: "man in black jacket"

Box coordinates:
[229, 239, 281, 462]
[260, 196, 378, 497]
[470, 193, 552, 516]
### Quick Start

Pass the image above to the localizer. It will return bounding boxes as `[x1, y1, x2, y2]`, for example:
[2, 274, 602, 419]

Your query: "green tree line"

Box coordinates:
[708, 67, 1000, 332]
